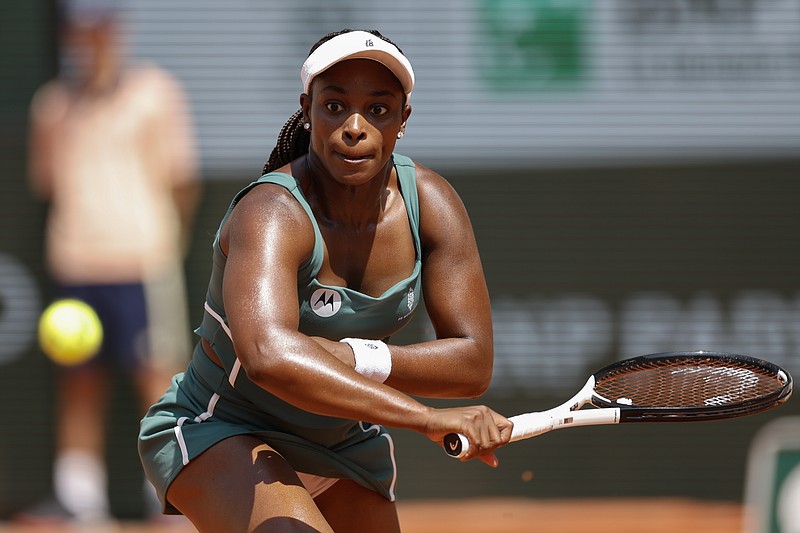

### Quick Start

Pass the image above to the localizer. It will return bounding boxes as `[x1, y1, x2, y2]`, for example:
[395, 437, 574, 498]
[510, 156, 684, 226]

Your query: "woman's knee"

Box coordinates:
[166, 436, 332, 532]
[315, 479, 400, 533]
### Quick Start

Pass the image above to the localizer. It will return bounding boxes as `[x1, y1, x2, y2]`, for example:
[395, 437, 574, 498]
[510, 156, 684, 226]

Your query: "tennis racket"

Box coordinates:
[444, 351, 793, 458]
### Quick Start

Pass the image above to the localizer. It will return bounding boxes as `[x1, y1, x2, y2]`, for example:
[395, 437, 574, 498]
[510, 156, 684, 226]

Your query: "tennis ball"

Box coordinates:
[38, 299, 103, 366]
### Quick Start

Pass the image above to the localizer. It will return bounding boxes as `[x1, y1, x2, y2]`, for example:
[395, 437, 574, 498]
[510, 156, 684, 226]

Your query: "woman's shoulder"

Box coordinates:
[407, 159, 462, 205]
[221, 176, 315, 252]
[234, 175, 303, 216]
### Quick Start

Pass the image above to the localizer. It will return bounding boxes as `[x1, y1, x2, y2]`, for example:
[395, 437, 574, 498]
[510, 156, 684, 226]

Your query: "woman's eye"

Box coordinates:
[371, 105, 388, 116]
[326, 102, 342, 113]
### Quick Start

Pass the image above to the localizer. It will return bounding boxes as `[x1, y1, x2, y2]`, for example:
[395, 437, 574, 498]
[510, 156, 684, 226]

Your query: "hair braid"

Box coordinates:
[260, 29, 404, 176]
[262, 109, 309, 175]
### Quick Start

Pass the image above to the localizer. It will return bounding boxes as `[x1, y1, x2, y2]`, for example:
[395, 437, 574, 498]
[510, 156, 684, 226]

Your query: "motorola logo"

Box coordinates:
[310, 288, 342, 317]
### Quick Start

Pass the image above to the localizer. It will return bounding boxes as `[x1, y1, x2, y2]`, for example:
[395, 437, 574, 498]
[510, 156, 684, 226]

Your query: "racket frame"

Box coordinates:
[593, 351, 793, 422]
[444, 350, 793, 458]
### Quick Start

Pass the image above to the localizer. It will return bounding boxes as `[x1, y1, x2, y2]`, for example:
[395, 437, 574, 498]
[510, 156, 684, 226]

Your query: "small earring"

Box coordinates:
[397, 131, 404, 139]
[303, 122, 311, 131]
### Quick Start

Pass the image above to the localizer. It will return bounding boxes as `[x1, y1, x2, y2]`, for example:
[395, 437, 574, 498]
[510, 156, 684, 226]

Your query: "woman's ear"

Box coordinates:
[402, 103, 412, 124]
[300, 93, 312, 120]
[399, 104, 412, 136]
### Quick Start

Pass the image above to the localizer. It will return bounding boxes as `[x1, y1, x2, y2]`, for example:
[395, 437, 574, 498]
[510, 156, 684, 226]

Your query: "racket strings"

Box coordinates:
[594, 358, 783, 408]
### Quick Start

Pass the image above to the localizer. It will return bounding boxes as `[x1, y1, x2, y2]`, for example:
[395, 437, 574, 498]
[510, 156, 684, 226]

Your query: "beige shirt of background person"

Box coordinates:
[28, 63, 199, 285]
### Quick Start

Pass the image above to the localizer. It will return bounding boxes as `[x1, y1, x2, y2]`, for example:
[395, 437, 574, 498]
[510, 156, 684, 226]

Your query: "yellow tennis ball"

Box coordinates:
[38, 299, 103, 366]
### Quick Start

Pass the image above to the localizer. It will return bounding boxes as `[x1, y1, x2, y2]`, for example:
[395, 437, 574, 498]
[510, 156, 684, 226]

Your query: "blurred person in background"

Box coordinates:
[23, 0, 201, 523]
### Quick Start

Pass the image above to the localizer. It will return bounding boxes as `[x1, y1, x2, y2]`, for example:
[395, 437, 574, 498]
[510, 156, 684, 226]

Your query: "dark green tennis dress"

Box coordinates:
[138, 154, 422, 514]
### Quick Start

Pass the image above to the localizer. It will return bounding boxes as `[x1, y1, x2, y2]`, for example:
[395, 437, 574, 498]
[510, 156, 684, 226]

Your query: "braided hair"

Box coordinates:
[261, 29, 406, 175]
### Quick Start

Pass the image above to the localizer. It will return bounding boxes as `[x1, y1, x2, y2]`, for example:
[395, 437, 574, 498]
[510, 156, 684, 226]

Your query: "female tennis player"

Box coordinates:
[138, 29, 512, 532]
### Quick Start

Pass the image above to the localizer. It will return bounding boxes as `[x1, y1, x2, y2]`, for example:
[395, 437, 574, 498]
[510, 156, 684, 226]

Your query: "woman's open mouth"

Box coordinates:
[336, 151, 373, 164]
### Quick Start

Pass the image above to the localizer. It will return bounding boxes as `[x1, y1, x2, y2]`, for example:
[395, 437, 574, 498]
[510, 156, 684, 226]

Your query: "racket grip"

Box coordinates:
[443, 433, 470, 458]
[443, 412, 556, 458]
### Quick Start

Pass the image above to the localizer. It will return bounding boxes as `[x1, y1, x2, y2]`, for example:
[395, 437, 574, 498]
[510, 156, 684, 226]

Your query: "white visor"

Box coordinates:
[301, 31, 415, 100]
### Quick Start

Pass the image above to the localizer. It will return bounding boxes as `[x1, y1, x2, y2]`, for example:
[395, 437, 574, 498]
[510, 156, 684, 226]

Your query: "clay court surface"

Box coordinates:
[0, 498, 744, 532]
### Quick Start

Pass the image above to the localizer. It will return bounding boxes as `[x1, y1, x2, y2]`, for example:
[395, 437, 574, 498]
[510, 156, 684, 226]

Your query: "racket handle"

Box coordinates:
[443, 433, 470, 457]
[443, 413, 555, 458]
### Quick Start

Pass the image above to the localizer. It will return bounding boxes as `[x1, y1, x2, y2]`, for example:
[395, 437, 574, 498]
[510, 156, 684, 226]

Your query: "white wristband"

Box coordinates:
[340, 338, 392, 383]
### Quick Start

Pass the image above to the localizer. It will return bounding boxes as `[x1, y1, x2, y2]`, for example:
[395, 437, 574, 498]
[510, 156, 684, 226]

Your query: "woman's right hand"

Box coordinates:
[309, 336, 355, 369]
[423, 405, 513, 467]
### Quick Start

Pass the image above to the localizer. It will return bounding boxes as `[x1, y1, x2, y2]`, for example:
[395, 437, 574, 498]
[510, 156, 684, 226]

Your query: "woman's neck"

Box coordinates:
[301, 154, 394, 229]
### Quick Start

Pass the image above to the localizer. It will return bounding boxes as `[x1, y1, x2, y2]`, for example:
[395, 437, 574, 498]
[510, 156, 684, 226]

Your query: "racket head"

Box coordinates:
[588, 351, 792, 421]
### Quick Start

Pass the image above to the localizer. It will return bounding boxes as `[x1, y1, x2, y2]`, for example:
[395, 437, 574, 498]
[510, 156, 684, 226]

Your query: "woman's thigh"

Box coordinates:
[167, 435, 333, 532]
[314, 478, 401, 533]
